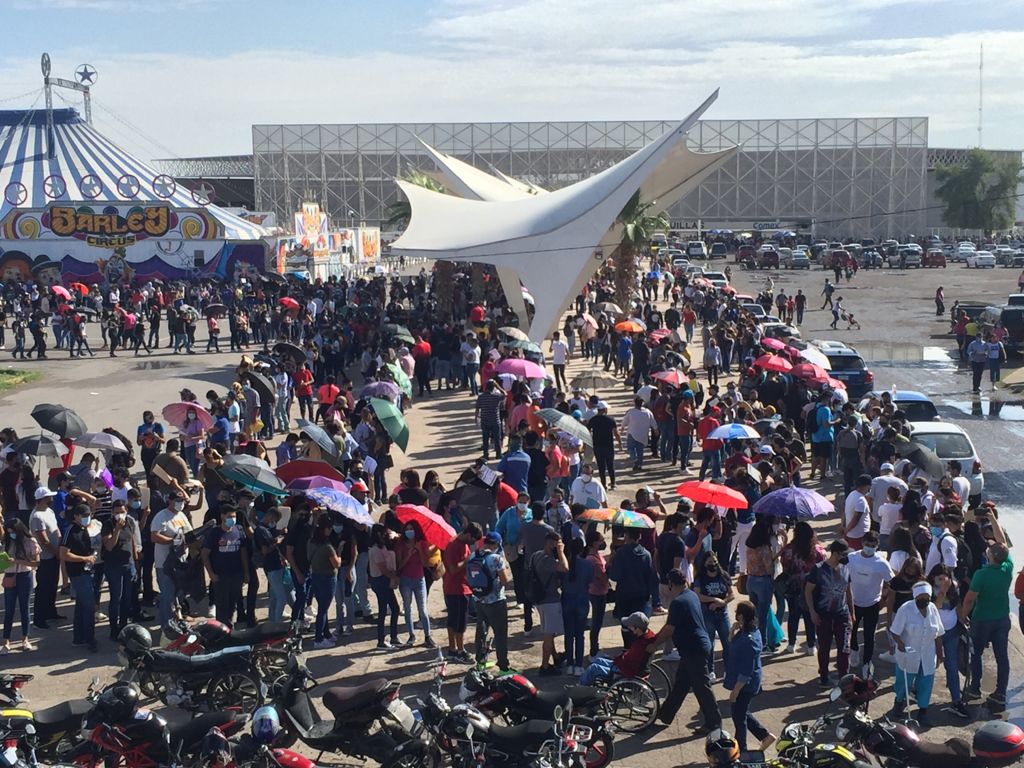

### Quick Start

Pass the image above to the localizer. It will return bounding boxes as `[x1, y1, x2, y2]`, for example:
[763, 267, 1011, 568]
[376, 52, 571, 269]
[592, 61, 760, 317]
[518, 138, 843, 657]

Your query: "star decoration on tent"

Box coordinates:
[75, 64, 97, 85]
[43, 175, 66, 199]
[153, 174, 177, 199]
[79, 174, 103, 199]
[117, 174, 140, 198]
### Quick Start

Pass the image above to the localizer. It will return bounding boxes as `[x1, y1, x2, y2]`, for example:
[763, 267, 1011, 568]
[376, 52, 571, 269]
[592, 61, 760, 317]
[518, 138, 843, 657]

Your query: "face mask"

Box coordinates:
[404, 530, 415, 540]
[172, 501, 185, 513]
[915, 598, 931, 610]
[80, 516, 91, 527]
[598, 542, 607, 551]
[706, 564, 719, 573]
[130, 500, 142, 510]
[332, 525, 344, 534]
[930, 526, 943, 536]
[223, 518, 236, 530]
[839, 555, 849, 565]
[187, 413, 196, 421]
[862, 546, 876, 557]
[580, 474, 592, 483]
[517, 502, 528, 512]
[115, 513, 127, 523]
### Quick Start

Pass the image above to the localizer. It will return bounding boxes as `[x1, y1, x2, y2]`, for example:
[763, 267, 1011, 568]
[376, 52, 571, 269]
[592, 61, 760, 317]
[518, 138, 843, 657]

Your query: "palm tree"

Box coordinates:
[614, 190, 669, 307]
[384, 172, 445, 230]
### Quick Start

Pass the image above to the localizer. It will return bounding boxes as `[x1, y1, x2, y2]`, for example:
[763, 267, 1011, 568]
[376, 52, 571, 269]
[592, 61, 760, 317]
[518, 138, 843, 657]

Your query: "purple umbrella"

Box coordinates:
[286, 476, 349, 493]
[360, 381, 402, 400]
[751, 487, 833, 520]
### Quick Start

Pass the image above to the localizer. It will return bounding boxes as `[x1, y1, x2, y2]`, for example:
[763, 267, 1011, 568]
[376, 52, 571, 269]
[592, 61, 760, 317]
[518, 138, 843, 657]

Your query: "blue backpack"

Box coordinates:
[466, 551, 496, 598]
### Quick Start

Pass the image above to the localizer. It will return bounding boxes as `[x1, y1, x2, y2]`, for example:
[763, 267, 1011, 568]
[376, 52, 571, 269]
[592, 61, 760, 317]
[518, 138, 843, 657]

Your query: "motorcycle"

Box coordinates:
[64, 681, 248, 768]
[0, 673, 99, 763]
[116, 624, 268, 713]
[775, 685, 871, 768]
[261, 655, 419, 763]
[197, 712, 317, 768]
[162, 618, 301, 679]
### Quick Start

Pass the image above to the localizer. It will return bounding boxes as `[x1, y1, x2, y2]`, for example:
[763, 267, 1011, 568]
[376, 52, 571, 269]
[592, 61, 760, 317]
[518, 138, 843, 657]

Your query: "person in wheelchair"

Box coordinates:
[580, 611, 656, 684]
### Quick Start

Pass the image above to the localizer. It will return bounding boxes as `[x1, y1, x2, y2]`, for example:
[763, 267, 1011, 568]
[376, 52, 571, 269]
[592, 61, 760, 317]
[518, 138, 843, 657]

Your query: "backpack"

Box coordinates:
[804, 406, 819, 440]
[526, 551, 553, 605]
[939, 532, 973, 584]
[466, 551, 496, 598]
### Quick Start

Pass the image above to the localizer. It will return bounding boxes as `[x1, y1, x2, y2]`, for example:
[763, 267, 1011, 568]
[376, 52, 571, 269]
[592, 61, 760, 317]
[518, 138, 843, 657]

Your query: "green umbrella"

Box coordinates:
[382, 323, 415, 344]
[384, 362, 413, 398]
[370, 397, 410, 452]
[502, 339, 542, 354]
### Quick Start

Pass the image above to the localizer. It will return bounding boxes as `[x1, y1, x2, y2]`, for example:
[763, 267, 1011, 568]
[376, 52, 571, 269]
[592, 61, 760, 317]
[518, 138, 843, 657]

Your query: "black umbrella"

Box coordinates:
[897, 441, 945, 479]
[11, 435, 68, 459]
[273, 342, 306, 366]
[243, 370, 276, 404]
[450, 483, 498, 525]
[31, 403, 87, 439]
[297, 419, 337, 457]
[221, 454, 287, 496]
[204, 303, 228, 317]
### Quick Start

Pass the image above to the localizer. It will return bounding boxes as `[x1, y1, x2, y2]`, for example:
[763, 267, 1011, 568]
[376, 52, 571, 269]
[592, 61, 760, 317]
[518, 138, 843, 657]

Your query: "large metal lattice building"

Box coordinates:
[252, 117, 931, 239]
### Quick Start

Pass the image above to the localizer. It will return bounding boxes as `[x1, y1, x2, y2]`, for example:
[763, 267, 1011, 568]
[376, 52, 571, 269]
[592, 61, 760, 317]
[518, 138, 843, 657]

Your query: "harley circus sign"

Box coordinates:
[43, 205, 177, 247]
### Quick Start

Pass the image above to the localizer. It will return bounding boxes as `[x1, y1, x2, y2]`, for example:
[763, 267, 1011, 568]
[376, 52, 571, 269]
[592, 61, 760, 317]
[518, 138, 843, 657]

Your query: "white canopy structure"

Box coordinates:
[390, 90, 737, 340]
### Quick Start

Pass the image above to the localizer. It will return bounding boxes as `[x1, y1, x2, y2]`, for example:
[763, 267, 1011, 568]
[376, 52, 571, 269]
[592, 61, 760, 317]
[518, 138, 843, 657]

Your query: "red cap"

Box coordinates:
[350, 480, 369, 492]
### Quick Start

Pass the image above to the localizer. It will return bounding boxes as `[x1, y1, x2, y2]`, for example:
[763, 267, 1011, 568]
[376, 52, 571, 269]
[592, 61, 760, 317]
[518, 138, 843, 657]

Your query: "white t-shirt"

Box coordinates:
[569, 476, 607, 510]
[151, 508, 193, 568]
[621, 407, 657, 445]
[551, 340, 569, 365]
[29, 507, 60, 561]
[877, 501, 902, 536]
[869, 475, 906, 521]
[461, 342, 481, 365]
[951, 476, 971, 502]
[844, 490, 871, 538]
[925, 530, 958, 575]
[888, 549, 918, 576]
[847, 551, 894, 607]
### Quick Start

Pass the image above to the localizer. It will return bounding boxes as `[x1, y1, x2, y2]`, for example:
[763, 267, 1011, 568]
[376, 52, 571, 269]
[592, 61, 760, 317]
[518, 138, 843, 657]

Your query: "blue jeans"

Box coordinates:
[334, 571, 355, 635]
[969, 616, 1010, 698]
[353, 551, 370, 616]
[677, 434, 694, 466]
[941, 624, 962, 704]
[105, 561, 136, 636]
[894, 662, 935, 710]
[400, 576, 431, 640]
[309, 573, 337, 643]
[370, 575, 400, 644]
[657, 420, 674, 460]
[731, 685, 769, 752]
[266, 569, 293, 623]
[3, 571, 32, 640]
[626, 436, 646, 468]
[71, 572, 96, 645]
[702, 607, 731, 674]
[589, 594, 606, 657]
[157, 566, 177, 629]
[580, 657, 617, 685]
[989, 358, 1001, 383]
[747, 575, 775, 648]
[562, 597, 589, 667]
[464, 364, 479, 396]
[481, 422, 502, 458]
[699, 447, 722, 480]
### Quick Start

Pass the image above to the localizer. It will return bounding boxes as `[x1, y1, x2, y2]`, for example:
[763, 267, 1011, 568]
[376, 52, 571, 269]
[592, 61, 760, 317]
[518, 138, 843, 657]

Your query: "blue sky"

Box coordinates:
[0, 0, 1021, 158]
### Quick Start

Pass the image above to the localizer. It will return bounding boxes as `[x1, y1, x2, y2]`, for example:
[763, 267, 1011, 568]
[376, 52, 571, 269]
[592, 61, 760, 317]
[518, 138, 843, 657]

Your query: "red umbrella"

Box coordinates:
[395, 504, 456, 549]
[279, 297, 300, 312]
[275, 459, 346, 484]
[791, 363, 829, 381]
[51, 285, 71, 300]
[497, 482, 518, 511]
[783, 345, 802, 359]
[495, 358, 546, 379]
[161, 402, 214, 430]
[69, 282, 89, 296]
[760, 338, 786, 352]
[648, 328, 672, 345]
[826, 377, 847, 390]
[286, 476, 349, 492]
[675, 480, 749, 509]
[753, 354, 793, 373]
[651, 370, 684, 388]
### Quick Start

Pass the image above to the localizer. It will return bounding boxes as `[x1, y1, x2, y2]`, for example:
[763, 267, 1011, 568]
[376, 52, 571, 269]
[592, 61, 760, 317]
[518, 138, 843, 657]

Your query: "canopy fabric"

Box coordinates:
[0, 109, 266, 240]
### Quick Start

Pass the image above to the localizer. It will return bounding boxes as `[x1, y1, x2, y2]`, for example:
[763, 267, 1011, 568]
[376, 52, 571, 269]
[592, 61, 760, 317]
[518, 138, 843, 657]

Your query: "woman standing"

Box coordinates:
[888, 581, 944, 726]
[586, 531, 609, 660]
[2, 520, 40, 653]
[724, 600, 776, 751]
[396, 520, 435, 648]
[928, 564, 969, 719]
[693, 552, 734, 679]
[180, 407, 206, 476]
[307, 515, 340, 650]
[561, 538, 594, 675]
[779, 521, 825, 655]
[367, 525, 401, 649]
[744, 517, 776, 649]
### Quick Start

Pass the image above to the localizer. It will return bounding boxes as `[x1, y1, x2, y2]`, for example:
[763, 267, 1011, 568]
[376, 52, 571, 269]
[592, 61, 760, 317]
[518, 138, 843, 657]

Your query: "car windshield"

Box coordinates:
[910, 432, 974, 459]
[826, 355, 865, 371]
[896, 401, 938, 421]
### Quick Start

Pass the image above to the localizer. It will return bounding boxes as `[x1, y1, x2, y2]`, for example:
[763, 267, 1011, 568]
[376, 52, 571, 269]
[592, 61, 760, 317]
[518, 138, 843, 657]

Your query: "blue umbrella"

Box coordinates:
[752, 487, 833, 519]
[708, 423, 761, 441]
[303, 487, 374, 527]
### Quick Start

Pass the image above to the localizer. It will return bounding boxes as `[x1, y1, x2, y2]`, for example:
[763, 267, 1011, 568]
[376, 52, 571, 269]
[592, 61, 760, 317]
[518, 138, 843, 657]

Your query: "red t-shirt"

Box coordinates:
[613, 630, 656, 677]
[697, 416, 723, 450]
[442, 539, 471, 596]
[293, 369, 314, 397]
[318, 383, 340, 404]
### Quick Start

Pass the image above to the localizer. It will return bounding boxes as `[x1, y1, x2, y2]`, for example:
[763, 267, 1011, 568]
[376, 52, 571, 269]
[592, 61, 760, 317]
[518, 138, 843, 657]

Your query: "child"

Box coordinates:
[580, 611, 656, 684]
[843, 308, 861, 330]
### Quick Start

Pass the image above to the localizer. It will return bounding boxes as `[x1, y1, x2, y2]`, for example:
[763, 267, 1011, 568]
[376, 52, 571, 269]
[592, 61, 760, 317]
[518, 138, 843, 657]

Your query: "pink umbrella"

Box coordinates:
[791, 363, 829, 382]
[753, 354, 793, 373]
[161, 401, 215, 430]
[51, 285, 72, 300]
[761, 338, 786, 351]
[651, 370, 684, 388]
[286, 476, 349, 492]
[826, 377, 847, 390]
[495, 358, 545, 379]
[395, 504, 457, 549]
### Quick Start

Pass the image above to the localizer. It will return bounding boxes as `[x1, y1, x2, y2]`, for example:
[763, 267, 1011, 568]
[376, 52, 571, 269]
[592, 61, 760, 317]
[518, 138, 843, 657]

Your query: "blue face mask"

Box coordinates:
[224, 518, 236, 530]
[930, 526, 943, 537]
[862, 546, 876, 557]
[80, 516, 91, 527]
[332, 525, 344, 534]
[404, 530, 416, 540]
[130, 500, 142, 510]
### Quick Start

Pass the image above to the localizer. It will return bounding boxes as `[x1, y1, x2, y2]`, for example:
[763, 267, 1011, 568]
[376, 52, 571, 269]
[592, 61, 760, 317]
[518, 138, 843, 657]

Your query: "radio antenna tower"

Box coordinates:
[978, 42, 984, 148]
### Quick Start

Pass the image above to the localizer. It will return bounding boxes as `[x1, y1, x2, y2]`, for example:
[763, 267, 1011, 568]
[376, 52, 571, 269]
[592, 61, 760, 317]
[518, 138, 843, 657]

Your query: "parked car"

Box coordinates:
[889, 245, 922, 268]
[923, 249, 947, 268]
[980, 305, 1024, 354]
[740, 302, 767, 318]
[857, 390, 939, 422]
[687, 241, 708, 259]
[671, 258, 691, 271]
[818, 345, 874, 398]
[709, 242, 728, 259]
[966, 250, 996, 268]
[759, 321, 801, 340]
[906, 421, 984, 502]
[995, 245, 1014, 265]
[1008, 250, 1024, 268]
[756, 248, 780, 269]
[703, 271, 728, 284]
[781, 249, 811, 269]
[736, 244, 757, 267]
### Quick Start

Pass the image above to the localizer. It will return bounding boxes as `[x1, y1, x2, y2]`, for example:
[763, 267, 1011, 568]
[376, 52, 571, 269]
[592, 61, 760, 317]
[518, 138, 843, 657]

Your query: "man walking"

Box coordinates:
[475, 380, 506, 461]
[471, 531, 512, 670]
[820, 279, 834, 310]
[621, 397, 657, 473]
[805, 540, 854, 687]
[587, 402, 621, 490]
[962, 541, 1013, 712]
[550, 331, 569, 390]
[795, 290, 807, 325]
[966, 334, 988, 393]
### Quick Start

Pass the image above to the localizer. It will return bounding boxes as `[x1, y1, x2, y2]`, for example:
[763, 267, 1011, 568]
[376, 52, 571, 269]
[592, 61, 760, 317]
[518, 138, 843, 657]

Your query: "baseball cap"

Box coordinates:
[758, 445, 775, 456]
[484, 531, 502, 546]
[880, 462, 895, 473]
[597, 401, 609, 411]
[349, 480, 369, 493]
[34, 487, 55, 500]
[621, 611, 650, 632]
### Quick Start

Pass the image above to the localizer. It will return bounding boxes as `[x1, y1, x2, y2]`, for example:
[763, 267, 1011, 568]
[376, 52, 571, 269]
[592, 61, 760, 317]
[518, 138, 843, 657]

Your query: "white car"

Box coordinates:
[906, 421, 984, 500]
[703, 271, 728, 284]
[965, 250, 996, 268]
[684, 265, 705, 278]
[671, 258, 691, 270]
[740, 302, 766, 318]
[687, 241, 708, 259]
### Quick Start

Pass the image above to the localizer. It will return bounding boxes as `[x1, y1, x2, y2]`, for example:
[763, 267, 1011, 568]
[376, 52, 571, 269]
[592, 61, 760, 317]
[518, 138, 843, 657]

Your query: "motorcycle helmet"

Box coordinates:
[200, 727, 233, 768]
[251, 706, 281, 746]
[705, 728, 740, 768]
[459, 670, 486, 702]
[838, 674, 877, 706]
[86, 682, 142, 729]
[118, 624, 152, 655]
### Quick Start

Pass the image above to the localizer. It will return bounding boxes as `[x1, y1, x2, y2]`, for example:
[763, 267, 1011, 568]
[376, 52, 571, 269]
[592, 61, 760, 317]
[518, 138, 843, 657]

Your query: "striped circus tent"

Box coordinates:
[0, 108, 266, 241]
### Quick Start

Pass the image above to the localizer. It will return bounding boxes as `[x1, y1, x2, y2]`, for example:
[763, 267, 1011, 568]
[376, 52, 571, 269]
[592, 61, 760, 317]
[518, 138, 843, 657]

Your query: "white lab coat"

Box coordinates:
[889, 600, 944, 676]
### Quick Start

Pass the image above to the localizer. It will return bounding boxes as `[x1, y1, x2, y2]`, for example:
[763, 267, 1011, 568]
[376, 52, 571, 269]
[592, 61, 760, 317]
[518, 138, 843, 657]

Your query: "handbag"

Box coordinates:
[2, 572, 15, 590]
[736, 573, 748, 595]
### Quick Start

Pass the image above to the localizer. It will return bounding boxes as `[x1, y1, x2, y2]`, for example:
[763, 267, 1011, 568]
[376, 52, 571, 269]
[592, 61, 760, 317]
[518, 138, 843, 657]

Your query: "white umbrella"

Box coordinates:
[798, 347, 831, 369]
[75, 431, 129, 453]
[708, 423, 761, 441]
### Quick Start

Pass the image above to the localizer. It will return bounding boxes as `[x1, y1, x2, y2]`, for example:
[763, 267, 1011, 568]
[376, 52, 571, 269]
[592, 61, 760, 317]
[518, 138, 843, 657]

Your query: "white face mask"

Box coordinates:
[172, 501, 185, 513]
[517, 502, 529, 512]
[115, 513, 127, 523]
[580, 474, 592, 483]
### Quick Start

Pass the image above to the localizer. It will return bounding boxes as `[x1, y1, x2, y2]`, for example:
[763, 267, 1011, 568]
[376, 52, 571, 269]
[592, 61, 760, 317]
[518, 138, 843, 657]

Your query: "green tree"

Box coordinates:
[935, 149, 1021, 232]
[614, 190, 669, 307]
[384, 172, 445, 230]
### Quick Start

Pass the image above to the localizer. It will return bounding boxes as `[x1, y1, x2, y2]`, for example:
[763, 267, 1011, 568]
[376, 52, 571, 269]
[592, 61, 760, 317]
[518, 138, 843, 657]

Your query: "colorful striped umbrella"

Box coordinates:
[613, 510, 655, 529]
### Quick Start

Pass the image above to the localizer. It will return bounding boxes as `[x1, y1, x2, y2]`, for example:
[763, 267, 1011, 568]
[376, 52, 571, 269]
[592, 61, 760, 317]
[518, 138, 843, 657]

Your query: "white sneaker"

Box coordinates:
[662, 649, 681, 662]
[313, 639, 333, 650]
[207, 605, 216, 618]
[825, 470, 834, 479]
[96, 612, 107, 622]
[785, 643, 796, 654]
[709, 671, 717, 682]
[804, 644, 816, 656]
[849, 648, 861, 668]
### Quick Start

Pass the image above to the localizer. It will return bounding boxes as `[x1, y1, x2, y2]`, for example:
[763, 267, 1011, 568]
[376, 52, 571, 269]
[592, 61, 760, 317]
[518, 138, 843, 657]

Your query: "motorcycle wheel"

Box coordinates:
[572, 723, 614, 768]
[253, 648, 291, 681]
[381, 741, 440, 768]
[205, 671, 264, 714]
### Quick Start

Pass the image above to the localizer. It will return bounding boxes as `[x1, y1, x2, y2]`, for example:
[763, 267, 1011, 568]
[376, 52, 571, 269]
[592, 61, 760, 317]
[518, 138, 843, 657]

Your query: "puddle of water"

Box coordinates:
[857, 342, 960, 372]
[132, 360, 183, 371]
[943, 398, 1024, 421]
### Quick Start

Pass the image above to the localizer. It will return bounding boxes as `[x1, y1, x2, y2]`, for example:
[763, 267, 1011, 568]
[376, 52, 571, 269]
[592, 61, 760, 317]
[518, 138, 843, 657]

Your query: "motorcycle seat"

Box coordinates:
[535, 686, 605, 713]
[322, 679, 391, 718]
[230, 622, 292, 645]
[33, 699, 91, 729]
[168, 711, 242, 748]
[149, 646, 251, 673]
[488, 720, 557, 752]
[0, 674, 32, 684]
